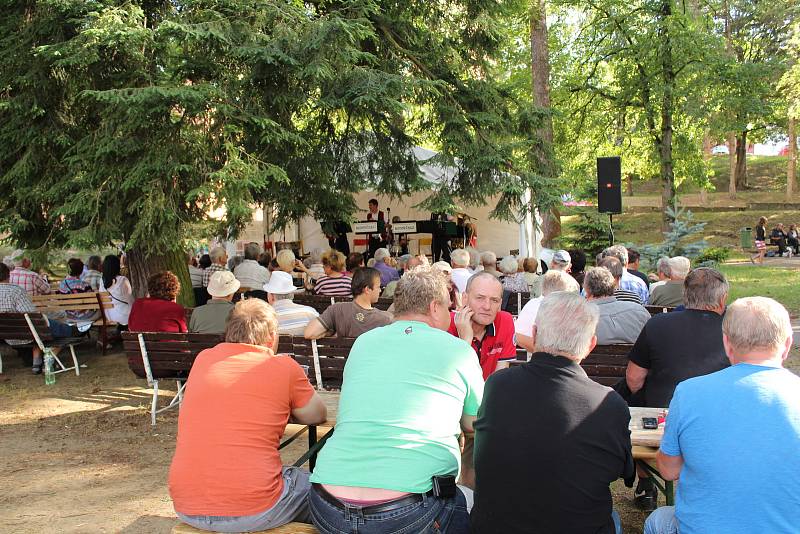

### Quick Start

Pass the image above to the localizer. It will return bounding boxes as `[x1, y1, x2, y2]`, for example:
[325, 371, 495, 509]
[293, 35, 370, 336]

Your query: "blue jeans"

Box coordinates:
[644, 506, 678, 534]
[48, 319, 73, 338]
[612, 509, 623, 534]
[309, 486, 470, 534]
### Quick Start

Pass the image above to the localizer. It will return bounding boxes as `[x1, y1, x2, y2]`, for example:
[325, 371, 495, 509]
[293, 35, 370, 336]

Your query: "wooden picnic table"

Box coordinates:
[629, 407, 674, 505]
[301, 394, 674, 505]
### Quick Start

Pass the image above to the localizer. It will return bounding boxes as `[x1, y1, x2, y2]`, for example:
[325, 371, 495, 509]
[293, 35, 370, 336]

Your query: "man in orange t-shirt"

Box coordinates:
[169, 299, 327, 531]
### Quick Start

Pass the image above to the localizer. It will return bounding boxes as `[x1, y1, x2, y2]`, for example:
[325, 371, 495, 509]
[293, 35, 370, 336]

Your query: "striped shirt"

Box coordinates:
[313, 275, 352, 297]
[272, 299, 319, 336]
[614, 288, 643, 305]
[9, 268, 50, 296]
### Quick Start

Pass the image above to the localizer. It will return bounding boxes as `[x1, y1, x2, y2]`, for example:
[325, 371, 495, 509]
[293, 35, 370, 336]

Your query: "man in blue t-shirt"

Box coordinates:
[645, 296, 800, 534]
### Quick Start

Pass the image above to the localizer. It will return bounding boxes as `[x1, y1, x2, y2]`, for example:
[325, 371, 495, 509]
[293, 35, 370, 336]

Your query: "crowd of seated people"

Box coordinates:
[2, 238, 796, 533]
[165, 252, 799, 533]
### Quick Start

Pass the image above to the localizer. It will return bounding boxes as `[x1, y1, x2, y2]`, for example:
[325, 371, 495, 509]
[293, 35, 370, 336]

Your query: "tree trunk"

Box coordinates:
[126, 247, 195, 308]
[530, 0, 560, 247]
[727, 132, 737, 198]
[788, 117, 796, 200]
[735, 130, 748, 189]
[700, 133, 712, 205]
[626, 174, 633, 196]
[657, 0, 676, 231]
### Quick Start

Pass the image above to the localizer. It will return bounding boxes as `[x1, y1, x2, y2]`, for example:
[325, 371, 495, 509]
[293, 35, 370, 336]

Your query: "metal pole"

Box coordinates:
[609, 213, 615, 245]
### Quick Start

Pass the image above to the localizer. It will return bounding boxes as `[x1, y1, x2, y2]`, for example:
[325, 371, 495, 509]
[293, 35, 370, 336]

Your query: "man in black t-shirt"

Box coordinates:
[472, 292, 634, 534]
[625, 267, 730, 510]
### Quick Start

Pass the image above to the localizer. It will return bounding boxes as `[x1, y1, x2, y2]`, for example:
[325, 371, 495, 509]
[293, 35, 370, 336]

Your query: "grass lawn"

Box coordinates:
[720, 264, 800, 317]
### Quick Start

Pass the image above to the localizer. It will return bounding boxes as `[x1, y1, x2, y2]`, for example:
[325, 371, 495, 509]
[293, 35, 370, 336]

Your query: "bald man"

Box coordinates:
[448, 271, 517, 380]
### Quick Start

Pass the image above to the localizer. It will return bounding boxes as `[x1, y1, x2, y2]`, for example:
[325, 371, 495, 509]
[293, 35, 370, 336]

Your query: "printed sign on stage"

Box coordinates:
[353, 221, 379, 234]
[391, 221, 417, 234]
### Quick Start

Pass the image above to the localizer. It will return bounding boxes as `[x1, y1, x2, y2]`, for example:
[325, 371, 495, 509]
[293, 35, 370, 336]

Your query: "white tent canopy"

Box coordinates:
[236, 146, 542, 259]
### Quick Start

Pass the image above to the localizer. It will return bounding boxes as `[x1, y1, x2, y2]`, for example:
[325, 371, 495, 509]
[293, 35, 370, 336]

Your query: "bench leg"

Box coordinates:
[0, 352, 3, 374]
[101, 326, 107, 356]
[151, 381, 159, 426]
[70, 345, 80, 376]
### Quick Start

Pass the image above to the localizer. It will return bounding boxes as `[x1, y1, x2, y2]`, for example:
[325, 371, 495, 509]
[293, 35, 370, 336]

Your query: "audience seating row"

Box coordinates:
[0, 312, 85, 375]
[31, 291, 118, 354]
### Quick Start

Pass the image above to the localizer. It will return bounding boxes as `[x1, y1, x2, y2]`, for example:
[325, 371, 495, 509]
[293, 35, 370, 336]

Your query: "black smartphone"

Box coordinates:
[432, 475, 457, 498]
[642, 417, 658, 430]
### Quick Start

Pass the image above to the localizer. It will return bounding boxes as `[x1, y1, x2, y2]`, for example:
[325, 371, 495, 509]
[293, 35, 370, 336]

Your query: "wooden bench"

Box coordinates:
[122, 331, 224, 425]
[512, 343, 632, 387]
[173, 521, 318, 533]
[0, 312, 86, 375]
[31, 292, 118, 353]
[278, 336, 356, 390]
[293, 294, 394, 314]
[505, 291, 532, 315]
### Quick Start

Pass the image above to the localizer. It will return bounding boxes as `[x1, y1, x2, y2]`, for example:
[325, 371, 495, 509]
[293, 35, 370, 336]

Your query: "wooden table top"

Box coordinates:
[312, 392, 664, 449]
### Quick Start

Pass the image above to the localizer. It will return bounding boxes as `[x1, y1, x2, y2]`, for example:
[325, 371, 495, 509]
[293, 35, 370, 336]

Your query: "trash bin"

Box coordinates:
[740, 227, 752, 248]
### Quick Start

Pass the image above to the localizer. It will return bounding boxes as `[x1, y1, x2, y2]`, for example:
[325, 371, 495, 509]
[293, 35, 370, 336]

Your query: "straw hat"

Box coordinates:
[207, 271, 241, 298]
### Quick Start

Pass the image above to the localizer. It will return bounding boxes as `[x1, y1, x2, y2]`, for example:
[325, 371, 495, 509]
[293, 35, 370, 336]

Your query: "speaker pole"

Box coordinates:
[609, 213, 615, 246]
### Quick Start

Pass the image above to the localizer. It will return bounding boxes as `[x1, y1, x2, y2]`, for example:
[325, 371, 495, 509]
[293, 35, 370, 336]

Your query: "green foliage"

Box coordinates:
[0, 0, 544, 258]
[634, 206, 709, 269]
[695, 246, 732, 266]
[564, 208, 612, 257]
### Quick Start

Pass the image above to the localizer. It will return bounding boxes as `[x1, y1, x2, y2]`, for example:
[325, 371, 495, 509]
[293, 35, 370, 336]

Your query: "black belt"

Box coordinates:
[312, 483, 434, 515]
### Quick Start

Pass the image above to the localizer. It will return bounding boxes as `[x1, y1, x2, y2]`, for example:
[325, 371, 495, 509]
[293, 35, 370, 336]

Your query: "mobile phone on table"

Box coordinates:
[642, 417, 658, 430]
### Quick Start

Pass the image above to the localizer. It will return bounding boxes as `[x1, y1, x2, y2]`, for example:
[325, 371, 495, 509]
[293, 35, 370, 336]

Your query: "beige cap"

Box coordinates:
[207, 270, 241, 297]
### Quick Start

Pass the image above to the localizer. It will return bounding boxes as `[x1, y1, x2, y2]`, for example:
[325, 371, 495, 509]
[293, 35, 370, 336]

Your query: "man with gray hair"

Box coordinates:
[8, 251, 50, 296]
[308, 266, 483, 532]
[644, 297, 800, 534]
[472, 292, 634, 533]
[648, 257, 690, 307]
[81, 255, 103, 291]
[648, 257, 672, 292]
[480, 251, 500, 278]
[626, 267, 730, 510]
[202, 246, 229, 288]
[602, 245, 648, 304]
[599, 256, 642, 304]
[515, 270, 580, 353]
[450, 248, 473, 293]
[234, 242, 271, 290]
[372, 247, 399, 287]
[584, 266, 651, 344]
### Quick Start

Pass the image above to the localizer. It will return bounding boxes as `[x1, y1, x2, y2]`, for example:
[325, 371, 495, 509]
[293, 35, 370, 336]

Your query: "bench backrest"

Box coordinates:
[511, 343, 632, 387]
[0, 312, 53, 342]
[505, 291, 532, 315]
[122, 331, 223, 381]
[31, 291, 113, 314]
[277, 335, 356, 390]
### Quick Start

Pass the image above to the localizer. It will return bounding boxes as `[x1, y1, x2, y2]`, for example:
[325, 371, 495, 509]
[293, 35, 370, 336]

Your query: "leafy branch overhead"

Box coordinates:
[0, 0, 548, 255]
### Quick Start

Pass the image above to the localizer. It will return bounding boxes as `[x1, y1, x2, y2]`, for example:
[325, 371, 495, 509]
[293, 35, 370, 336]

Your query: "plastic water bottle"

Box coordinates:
[44, 350, 56, 385]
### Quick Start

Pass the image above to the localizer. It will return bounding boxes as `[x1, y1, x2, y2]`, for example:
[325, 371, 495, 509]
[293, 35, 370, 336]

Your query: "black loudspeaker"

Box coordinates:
[597, 157, 622, 214]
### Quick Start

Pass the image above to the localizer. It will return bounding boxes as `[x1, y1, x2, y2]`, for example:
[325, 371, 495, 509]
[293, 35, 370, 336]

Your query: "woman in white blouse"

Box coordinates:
[99, 254, 132, 327]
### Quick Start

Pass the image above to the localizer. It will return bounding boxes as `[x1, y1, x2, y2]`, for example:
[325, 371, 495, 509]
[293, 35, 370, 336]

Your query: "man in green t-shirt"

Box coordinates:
[309, 267, 484, 534]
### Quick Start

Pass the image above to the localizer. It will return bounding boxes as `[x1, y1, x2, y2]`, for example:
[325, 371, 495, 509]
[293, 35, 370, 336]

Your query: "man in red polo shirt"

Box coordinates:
[448, 271, 517, 380]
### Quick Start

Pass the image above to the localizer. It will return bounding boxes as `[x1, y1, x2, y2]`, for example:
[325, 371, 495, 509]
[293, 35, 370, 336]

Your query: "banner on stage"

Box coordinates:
[353, 221, 379, 234]
[391, 221, 417, 234]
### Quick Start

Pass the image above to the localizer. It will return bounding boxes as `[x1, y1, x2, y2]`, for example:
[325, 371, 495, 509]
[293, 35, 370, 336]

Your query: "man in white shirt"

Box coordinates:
[450, 249, 473, 293]
[233, 242, 270, 290]
[515, 270, 579, 353]
[263, 271, 319, 336]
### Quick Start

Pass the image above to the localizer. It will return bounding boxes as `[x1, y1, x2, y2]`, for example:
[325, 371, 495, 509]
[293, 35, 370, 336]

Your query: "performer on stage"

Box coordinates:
[366, 198, 388, 259]
[430, 211, 454, 263]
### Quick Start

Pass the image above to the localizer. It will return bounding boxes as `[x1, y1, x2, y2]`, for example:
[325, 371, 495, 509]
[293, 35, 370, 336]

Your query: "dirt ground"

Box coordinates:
[1, 344, 798, 534]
